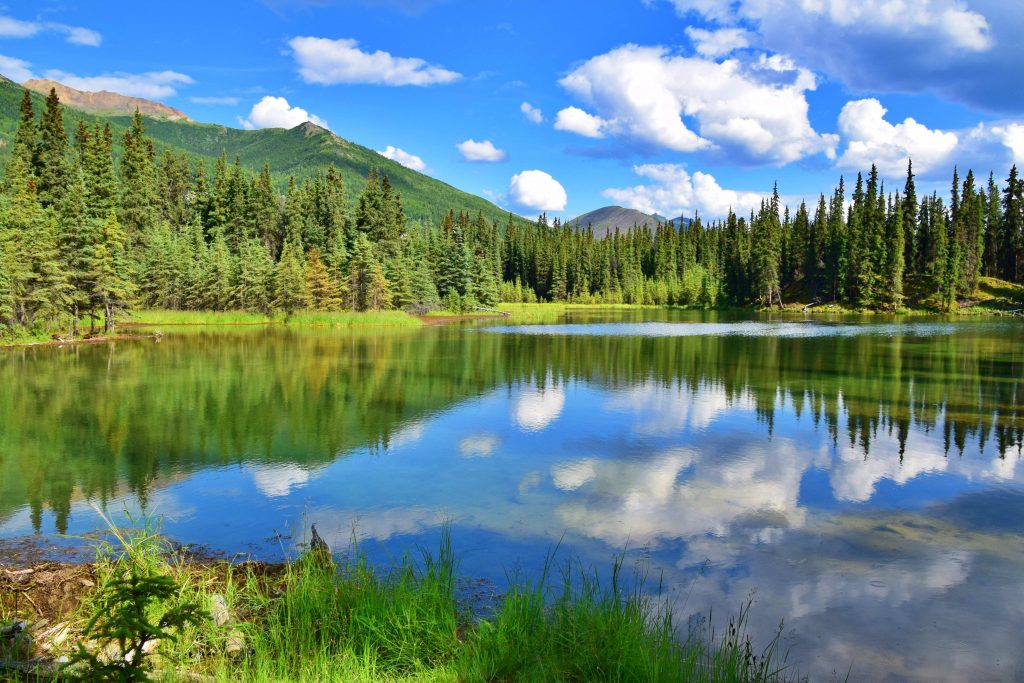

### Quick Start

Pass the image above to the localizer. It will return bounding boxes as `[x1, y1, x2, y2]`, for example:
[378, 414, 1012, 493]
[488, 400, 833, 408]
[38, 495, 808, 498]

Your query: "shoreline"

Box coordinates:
[2, 301, 1021, 350]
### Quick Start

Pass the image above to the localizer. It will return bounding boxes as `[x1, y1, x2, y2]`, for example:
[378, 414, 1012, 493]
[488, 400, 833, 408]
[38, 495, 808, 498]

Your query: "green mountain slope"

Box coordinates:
[0, 76, 523, 227]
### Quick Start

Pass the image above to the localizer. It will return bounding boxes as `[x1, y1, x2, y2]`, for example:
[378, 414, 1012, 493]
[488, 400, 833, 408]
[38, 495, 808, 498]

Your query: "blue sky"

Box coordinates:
[2, 0, 1023, 220]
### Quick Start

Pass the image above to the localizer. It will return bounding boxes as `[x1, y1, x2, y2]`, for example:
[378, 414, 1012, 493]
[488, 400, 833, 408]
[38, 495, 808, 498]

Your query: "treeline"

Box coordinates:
[2, 88, 1023, 338]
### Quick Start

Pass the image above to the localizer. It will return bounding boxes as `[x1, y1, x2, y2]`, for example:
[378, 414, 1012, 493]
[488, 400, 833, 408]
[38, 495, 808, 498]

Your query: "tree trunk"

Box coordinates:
[105, 301, 114, 334]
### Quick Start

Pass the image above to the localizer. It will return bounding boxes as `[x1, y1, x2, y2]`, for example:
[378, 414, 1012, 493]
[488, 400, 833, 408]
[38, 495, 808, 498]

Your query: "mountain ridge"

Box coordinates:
[22, 78, 192, 121]
[0, 74, 526, 229]
[569, 205, 687, 238]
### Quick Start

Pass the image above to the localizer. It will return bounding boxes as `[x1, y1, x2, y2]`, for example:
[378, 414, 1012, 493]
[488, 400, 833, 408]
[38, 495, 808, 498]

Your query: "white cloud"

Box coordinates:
[554, 106, 607, 139]
[836, 98, 958, 176]
[289, 36, 461, 86]
[379, 145, 428, 172]
[190, 96, 241, 106]
[664, 0, 991, 52]
[603, 164, 764, 220]
[659, 0, 1020, 112]
[685, 26, 751, 58]
[42, 69, 193, 99]
[513, 382, 567, 430]
[0, 16, 101, 46]
[509, 170, 568, 213]
[991, 123, 1024, 166]
[250, 463, 321, 498]
[0, 16, 37, 38]
[558, 44, 835, 164]
[458, 434, 500, 458]
[456, 138, 507, 162]
[520, 101, 543, 124]
[0, 54, 34, 82]
[60, 25, 102, 47]
[239, 95, 328, 130]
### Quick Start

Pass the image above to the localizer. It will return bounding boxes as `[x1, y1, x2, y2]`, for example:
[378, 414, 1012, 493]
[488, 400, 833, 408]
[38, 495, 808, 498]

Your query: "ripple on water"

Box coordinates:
[481, 321, 975, 338]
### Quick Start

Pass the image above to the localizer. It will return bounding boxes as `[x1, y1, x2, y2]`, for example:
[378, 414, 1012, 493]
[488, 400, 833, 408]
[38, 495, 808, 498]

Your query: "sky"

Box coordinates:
[1, 0, 1023, 221]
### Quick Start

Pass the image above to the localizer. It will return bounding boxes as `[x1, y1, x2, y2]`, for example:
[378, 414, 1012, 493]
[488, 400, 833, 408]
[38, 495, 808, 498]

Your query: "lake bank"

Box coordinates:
[1, 528, 794, 683]
[2, 285, 1021, 349]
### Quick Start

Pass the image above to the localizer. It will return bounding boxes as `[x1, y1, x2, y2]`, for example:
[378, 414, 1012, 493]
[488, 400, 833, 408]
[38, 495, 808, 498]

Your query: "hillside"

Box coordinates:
[22, 78, 192, 121]
[0, 76, 524, 228]
[569, 205, 686, 238]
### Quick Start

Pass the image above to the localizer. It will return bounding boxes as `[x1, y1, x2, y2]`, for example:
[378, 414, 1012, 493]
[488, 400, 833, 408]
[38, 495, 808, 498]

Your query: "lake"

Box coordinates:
[1, 310, 1022, 681]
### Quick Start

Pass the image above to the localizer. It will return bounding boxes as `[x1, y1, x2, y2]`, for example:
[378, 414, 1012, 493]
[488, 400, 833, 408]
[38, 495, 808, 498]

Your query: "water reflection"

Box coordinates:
[1, 316, 1022, 681]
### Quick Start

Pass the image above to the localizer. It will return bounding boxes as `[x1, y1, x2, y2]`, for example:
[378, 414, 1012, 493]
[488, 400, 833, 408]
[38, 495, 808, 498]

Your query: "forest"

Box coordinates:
[1, 87, 1023, 339]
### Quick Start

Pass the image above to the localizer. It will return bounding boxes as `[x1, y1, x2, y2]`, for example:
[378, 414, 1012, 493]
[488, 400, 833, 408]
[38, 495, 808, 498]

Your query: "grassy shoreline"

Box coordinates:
[0, 526, 796, 682]
[2, 291, 1020, 349]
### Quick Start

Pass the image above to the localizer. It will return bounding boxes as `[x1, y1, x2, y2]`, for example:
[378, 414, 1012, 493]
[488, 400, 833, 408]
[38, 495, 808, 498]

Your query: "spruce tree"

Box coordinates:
[304, 247, 343, 310]
[90, 211, 135, 333]
[236, 238, 274, 312]
[119, 111, 160, 240]
[36, 88, 71, 210]
[274, 238, 308, 314]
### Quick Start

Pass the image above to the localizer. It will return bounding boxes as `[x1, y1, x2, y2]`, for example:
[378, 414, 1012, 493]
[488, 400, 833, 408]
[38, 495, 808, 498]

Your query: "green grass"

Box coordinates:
[127, 309, 423, 328]
[24, 520, 797, 683]
[286, 310, 422, 328]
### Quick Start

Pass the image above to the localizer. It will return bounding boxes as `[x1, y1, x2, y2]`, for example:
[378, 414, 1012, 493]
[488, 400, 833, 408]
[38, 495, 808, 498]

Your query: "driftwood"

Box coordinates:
[473, 307, 511, 317]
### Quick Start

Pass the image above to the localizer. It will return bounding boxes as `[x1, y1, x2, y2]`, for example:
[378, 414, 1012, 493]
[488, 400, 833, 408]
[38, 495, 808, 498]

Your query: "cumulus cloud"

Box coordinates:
[991, 123, 1024, 166]
[379, 145, 428, 172]
[289, 36, 460, 86]
[0, 15, 101, 46]
[685, 26, 751, 58]
[558, 44, 835, 164]
[659, 0, 1023, 112]
[0, 54, 34, 82]
[456, 138, 507, 162]
[836, 98, 958, 176]
[42, 69, 193, 99]
[520, 101, 543, 123]
[554, 106, 607, 139]
[508, 170, 568, 213]
[239, 95, 328, 130]
[603, 164, 764, 220]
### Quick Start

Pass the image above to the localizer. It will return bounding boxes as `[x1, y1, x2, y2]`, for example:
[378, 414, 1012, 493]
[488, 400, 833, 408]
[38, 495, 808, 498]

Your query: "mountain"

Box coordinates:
[569, 205, 686, 238]
[22, 78, 192, 121]
[0, 75, 524, 228]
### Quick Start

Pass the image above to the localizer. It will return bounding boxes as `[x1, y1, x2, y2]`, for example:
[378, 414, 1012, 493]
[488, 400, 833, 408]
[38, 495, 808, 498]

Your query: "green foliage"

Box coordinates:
[2, 82, 1024, 344]
[66, 513, 205, 682]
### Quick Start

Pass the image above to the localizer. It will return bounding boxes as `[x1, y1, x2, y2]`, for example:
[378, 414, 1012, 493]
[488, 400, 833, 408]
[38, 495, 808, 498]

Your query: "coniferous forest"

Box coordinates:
[2, 88, 1023, 339]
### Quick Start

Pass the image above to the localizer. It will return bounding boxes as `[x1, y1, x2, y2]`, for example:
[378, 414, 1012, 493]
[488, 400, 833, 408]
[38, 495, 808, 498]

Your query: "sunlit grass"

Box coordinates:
[127, 309, 423, 328]
[46, 520, 796, 682]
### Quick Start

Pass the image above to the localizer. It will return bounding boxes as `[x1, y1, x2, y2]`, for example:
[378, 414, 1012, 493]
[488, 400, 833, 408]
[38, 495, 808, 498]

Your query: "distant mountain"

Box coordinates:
[569, 205, 687, 238]
[22, 78, 192, 121]
[0, 75, 524, 228]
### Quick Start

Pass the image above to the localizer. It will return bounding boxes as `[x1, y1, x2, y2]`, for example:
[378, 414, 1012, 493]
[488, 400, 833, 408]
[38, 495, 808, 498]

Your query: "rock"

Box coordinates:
[209, 594, 231, 627]
[224, 629, 245, 658]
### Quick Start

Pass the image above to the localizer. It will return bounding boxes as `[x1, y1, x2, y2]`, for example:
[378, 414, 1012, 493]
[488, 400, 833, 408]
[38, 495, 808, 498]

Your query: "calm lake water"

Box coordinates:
[1, 310, 1022, 681]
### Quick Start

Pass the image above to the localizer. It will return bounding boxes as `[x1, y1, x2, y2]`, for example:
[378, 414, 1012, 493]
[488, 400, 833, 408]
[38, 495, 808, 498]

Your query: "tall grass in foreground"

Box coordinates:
[56, 520, 795, 682]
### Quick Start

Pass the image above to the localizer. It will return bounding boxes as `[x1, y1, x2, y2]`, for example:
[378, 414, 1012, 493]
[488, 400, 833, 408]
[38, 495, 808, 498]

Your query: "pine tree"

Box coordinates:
[1001, 166, 1023, 282]
[886, 193, 905, 310]
[274, 238, 308, 314]
[83, 124, 118, 221]
[346, 234, 392, 311]
[902, 160, 918, 275]
[89, 211, 135, 333]
[236, 238, 274, 312]
[304, 247, 343, 310]
[119, 111, 160, 240]
[36, 88, 72, 210]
